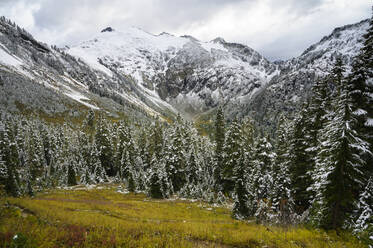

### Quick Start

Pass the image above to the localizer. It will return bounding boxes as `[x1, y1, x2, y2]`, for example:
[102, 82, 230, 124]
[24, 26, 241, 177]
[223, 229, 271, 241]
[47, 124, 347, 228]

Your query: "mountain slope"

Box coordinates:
[241, 19, 370, 131]
[0, 17, 159, 122]
[67, 27, 278, 118]
[0, 16, 370, 129]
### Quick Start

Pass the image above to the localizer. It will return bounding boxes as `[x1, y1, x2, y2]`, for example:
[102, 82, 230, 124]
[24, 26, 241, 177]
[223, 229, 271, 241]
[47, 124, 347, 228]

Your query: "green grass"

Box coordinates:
[0, 185, 365, 247]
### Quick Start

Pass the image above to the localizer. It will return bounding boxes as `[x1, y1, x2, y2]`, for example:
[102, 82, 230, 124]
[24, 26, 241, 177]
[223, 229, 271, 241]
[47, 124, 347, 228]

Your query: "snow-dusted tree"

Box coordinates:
[148, 165, 163, 199]
[288, 107, 314, 214]
[0, 120, 20, 196]
[25, 124, 44, 183]
[222, 119, 243, 193]
[241, 117, 255, 153]
[91, 141, 107, 184]
[271, 115, 293, 223]
[248, 135, 275, 220]
[214, 107, 225, 191]
[115, 121, 132, 179]
[83, 109, 95, 133]
[165, 123, 186, 193]
[232, 152, 250, 219]
[348, 11, 373, 181]
[95, 117, 115, 176]
[353, 177, 373, 239]
[67, 163, 77, 186]
[148, 154, 171, 199]
[312, 63, 371, 229]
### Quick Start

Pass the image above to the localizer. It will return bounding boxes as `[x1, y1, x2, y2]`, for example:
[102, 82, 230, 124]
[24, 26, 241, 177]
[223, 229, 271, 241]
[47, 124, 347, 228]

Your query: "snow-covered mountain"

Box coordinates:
[239, 19, 370, 130]
[0, 17, 164, 121]
[0, 16, 370, 128]
[67, 26, 278, 117]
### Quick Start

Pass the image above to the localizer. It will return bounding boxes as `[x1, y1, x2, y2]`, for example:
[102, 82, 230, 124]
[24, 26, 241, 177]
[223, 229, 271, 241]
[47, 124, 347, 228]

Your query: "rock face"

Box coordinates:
[244, 19, 369, 131]
[0, 15, 370, 127]
[0, 17, 158, 121]
[67, 26, 278, 118]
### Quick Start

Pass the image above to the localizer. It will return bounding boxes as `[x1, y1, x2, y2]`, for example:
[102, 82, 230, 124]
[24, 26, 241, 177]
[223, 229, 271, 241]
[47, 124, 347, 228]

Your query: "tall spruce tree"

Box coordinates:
[348, 10, 373, 179]
[353, 177, 373, 237]
[222, 119, 243, 193]
[313, 58, 371, 229]
[271, 115, 293, 222]
[288, 106, 314, 214]
[0, 120, 20, 196]
[214, 107, 225, 191]
[232, 152, 250, 219]
[248, 135, 275, 220]
[95, 117, 115, 176]
[166, 123, 187, 193]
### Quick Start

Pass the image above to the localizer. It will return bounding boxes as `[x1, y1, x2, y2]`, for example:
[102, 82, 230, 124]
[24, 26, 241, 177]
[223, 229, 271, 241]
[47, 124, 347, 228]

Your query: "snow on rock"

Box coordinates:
[0, 45, 23, 67]
[63, 85, 99, 110]
[67, 25, 277, 117]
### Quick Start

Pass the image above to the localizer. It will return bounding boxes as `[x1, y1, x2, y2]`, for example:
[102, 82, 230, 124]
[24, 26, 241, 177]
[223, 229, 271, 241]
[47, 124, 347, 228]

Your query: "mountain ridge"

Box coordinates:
[0, 16, 370, 129]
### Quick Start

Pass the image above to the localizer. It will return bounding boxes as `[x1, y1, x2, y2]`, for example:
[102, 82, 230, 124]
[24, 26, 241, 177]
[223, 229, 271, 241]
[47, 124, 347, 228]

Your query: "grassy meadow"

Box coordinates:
[0, 185, 365, 248]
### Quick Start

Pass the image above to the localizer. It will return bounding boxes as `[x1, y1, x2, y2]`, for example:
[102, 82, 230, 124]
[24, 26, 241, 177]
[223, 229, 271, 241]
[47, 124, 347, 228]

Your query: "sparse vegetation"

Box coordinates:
[0, 186, 365, 248]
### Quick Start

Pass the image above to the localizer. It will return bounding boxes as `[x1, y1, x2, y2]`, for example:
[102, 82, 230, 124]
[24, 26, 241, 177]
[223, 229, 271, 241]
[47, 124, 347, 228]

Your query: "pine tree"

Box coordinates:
[26, 126, 44, 182]
[348, 10, 373, 180]
[166, 123, 186, 193]
[241, 117, 254, 153]
[148, 154, 168, 199]
[67, 163, 77, 186]
[214, 107, 225, 191]
[115, 121, 132, 179]
[288, 107, 314, 214]
[95, 117, 115, 176]
[0, 120, 20, 196]
[232, 152, 250, 219]
[84, 110, 96, 133]
[353, 177, 373, 236]
[313, 60, 370, 229]
[222, 119, 243, 193]
[249, 136, 275, 222]
[271, 115, 293, 223]
[148, 168, 163, 199]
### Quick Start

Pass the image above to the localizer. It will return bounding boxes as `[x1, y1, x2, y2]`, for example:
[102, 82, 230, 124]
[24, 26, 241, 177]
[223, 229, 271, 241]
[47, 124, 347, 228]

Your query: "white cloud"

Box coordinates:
[0, 0, 370, 60]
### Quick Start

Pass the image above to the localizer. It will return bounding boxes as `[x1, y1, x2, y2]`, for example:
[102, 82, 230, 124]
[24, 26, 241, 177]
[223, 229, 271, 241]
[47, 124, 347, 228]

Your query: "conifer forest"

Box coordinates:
[0, 3, 373, 248]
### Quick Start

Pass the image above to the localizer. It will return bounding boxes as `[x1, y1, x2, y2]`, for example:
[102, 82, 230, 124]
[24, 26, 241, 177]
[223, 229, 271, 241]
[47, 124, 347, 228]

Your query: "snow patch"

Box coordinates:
[0, 45, 23, 66]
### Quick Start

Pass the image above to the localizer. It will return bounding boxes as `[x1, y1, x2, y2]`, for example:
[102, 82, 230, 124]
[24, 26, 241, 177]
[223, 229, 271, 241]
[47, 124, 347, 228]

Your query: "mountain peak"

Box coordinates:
[158, 32, 174, 37]
[101, 27, 115, 33]
[180, 35, 199, 42]
[212, 37, 226, 44]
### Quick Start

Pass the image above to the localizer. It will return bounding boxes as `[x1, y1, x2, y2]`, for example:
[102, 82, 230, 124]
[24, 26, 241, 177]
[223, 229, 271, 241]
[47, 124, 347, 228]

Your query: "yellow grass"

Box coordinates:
[0, 186, 365, 248]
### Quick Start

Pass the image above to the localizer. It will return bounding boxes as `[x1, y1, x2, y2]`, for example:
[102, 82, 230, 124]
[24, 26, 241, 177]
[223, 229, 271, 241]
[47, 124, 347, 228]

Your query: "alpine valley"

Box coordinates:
[1, 12, 373, 248]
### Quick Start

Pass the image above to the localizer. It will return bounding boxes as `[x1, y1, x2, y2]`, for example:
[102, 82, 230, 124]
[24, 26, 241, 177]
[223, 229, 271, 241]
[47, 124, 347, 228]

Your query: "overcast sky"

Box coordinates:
[0, 0, 371, 60]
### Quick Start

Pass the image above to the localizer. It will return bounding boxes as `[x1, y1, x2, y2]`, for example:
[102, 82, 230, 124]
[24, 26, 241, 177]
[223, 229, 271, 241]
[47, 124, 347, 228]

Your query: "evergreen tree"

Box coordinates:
[241, 117, 254, 153]
[222, 119, 243, 193]
[166, 123, 186, 193]
[271, 115, 293, 223]
[95, 117, 115, 176]
[232, 152, 250, 219]
[26, 125, 44, 182]
[288, 107, 314, 214]
[214, 107, 225, 190]
[148, 168, 163, 199]
[0, 120, 20, 196]
[67, 163, 77, 186]
[313, 61, 370, 229]
[353, 177, 373, 236]
[348, 10, 373, 179]
[249, 136, 275, 221]
[115, 121, 132, 179]
[148, 154, 171, 198]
